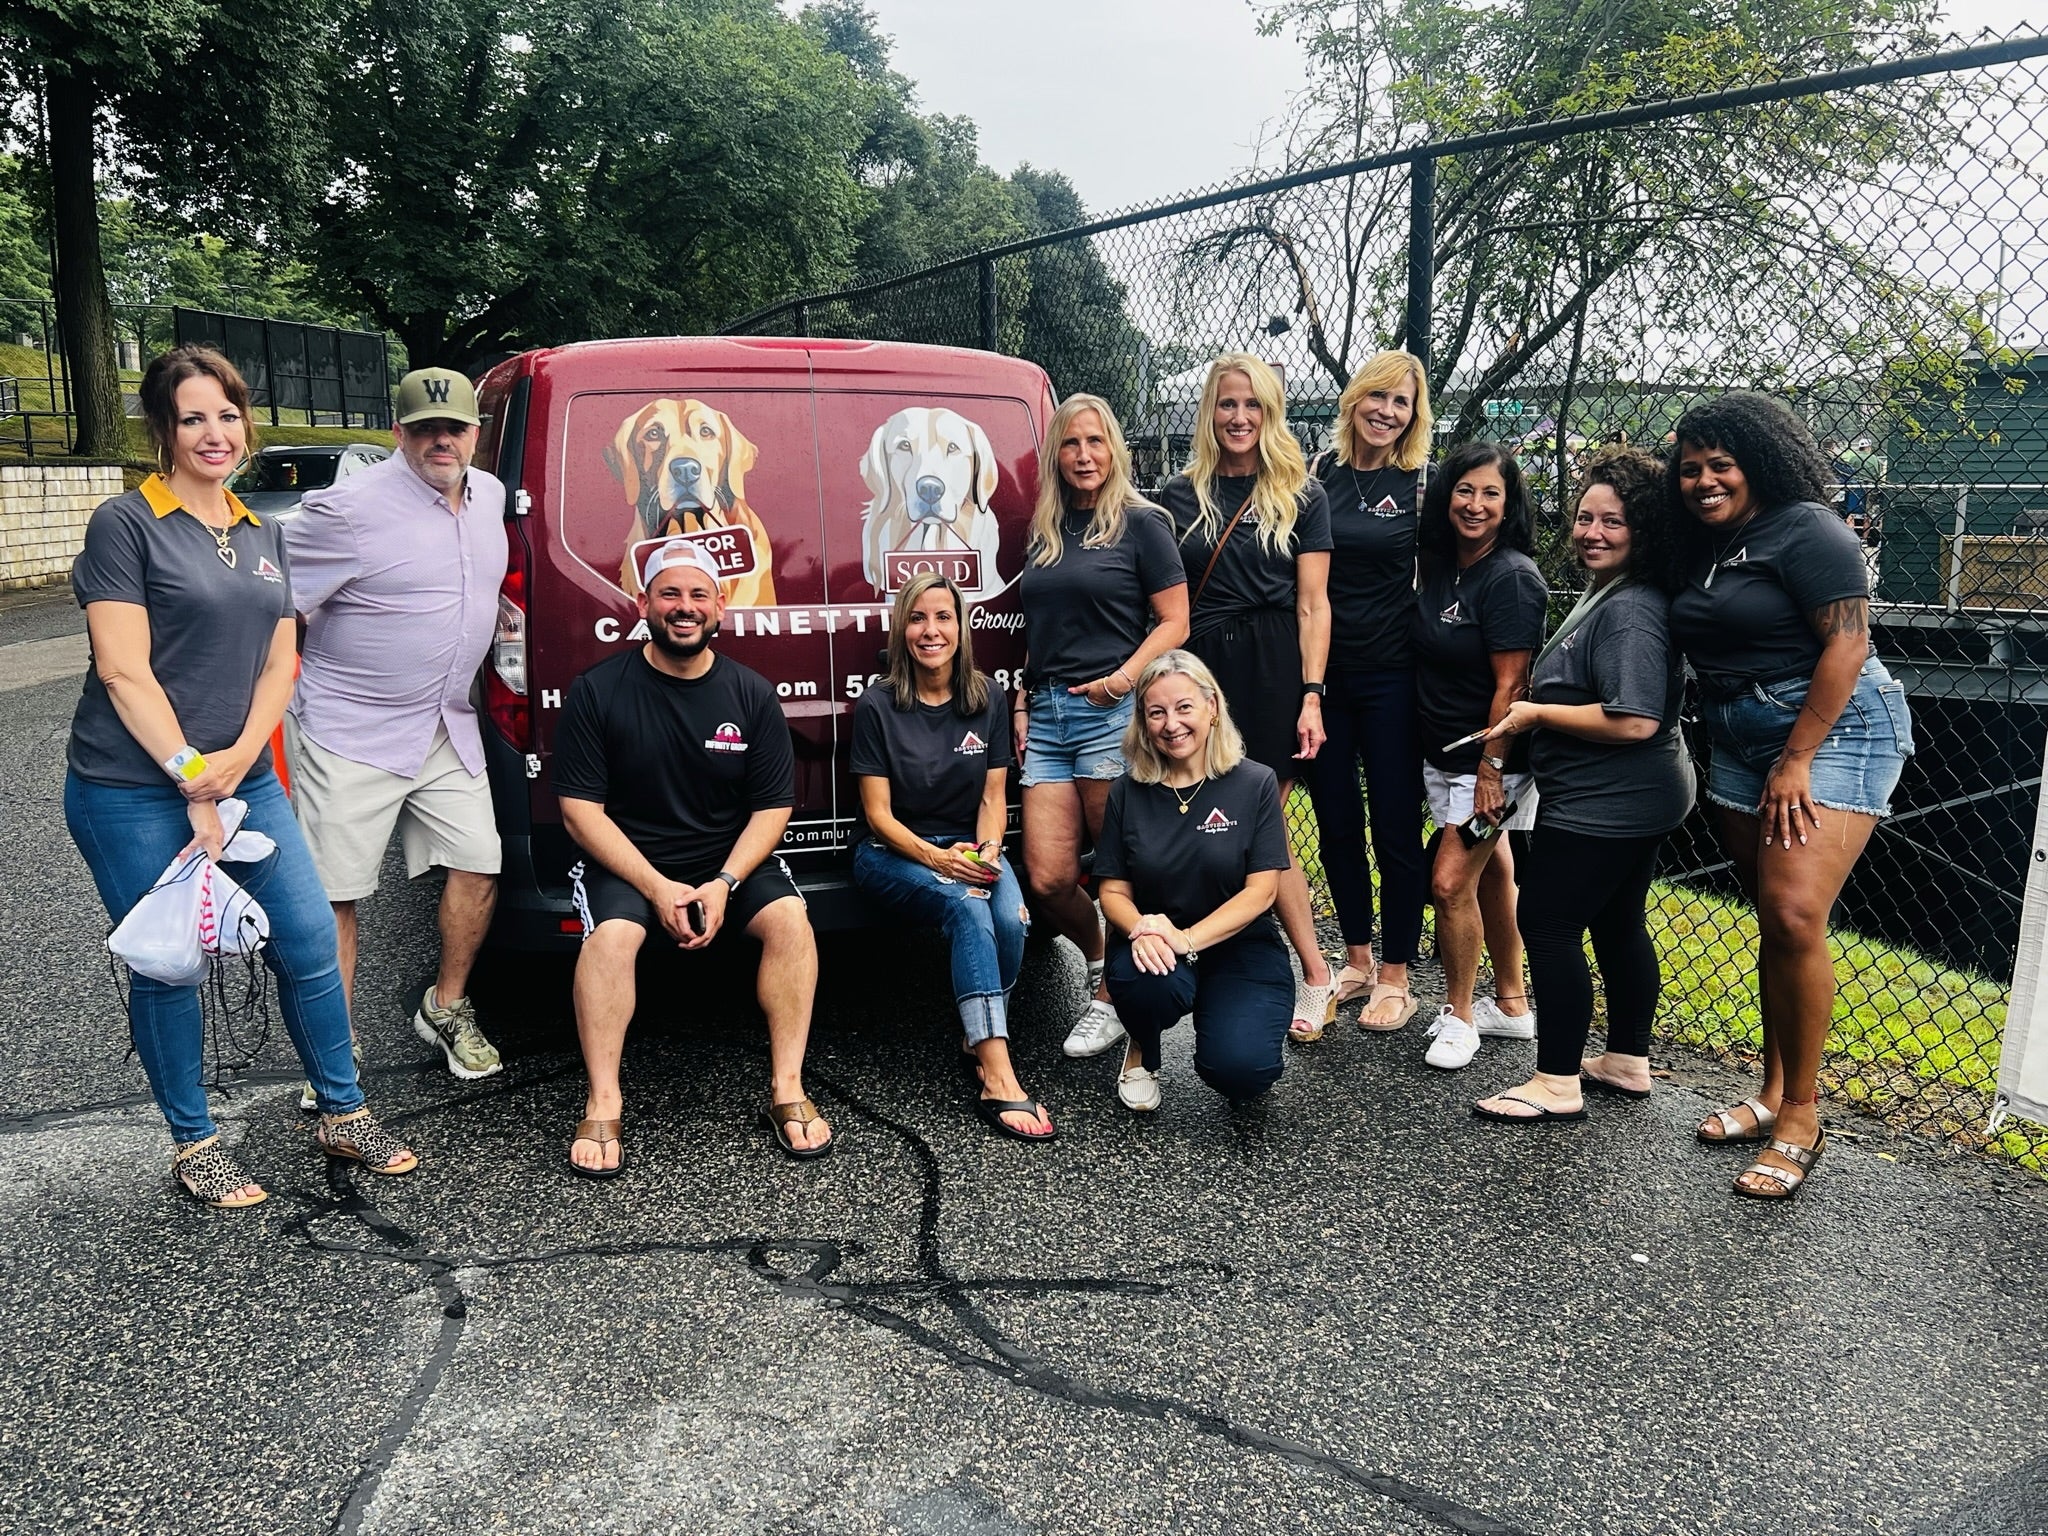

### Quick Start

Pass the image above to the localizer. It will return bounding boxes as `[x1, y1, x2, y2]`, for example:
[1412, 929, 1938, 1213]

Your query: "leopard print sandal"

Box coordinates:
[172, 1134, 268, 1209]
[317, 1108, 419, 1176]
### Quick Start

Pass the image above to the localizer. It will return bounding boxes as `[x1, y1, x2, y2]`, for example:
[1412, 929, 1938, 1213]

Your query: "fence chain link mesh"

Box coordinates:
[727, 30, 2048, 1175]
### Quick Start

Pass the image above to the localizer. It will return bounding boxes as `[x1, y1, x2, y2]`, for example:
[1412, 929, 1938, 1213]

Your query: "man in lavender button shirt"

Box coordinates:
[283, 367, 510, 1088]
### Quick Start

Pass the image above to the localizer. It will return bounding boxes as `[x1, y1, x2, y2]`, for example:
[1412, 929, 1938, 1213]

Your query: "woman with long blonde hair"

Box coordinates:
[1300, 350, 1433, 1038]
[1157, 354, 1336, 1038]
[1093, 651, 1294, 1111]
[1013, 395, 1189, 1060]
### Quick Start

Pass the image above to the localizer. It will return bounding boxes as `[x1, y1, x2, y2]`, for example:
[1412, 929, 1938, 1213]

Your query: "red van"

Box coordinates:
[470, 337, 1055, 949]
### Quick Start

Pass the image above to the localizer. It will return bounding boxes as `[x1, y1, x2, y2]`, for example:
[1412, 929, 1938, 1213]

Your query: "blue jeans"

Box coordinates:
[1106, 927, 1292, 1102]
[65, 768, 363, 1143]
[1018, 685, 1132, 787]
[1701, 657, 1914, 818]
[852, 839, 1031, 1043]
[1301, 665, 1426, 962]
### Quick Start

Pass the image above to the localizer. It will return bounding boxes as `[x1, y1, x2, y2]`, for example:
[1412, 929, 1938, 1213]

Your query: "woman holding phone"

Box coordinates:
[854, 573, 1050, 1141]
[1410, 442, 1547, 1072]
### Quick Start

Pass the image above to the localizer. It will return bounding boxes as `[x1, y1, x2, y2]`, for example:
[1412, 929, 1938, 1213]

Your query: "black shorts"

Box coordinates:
[1190, 608, 1304, 778]
[569, 855, 802, 941]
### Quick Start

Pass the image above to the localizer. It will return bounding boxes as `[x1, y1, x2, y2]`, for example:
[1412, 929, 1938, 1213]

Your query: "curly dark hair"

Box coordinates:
[1576, 447, 1684, 593]
[1666, 390, 1832, 518]
[1417, 441, 1534, 561]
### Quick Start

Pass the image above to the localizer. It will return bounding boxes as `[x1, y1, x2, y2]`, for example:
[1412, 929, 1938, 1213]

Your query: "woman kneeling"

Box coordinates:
[851, 573, 1050, 1141]
[1096, 651, 1293, 1111]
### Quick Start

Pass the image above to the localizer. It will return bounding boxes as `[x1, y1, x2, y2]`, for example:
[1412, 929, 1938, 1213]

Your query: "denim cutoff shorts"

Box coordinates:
[1700, 657, 1914, 818]
[1018, 685, 1133, 787]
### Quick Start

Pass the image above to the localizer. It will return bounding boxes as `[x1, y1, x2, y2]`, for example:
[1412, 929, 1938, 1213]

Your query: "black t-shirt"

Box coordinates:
[1158, 473, 1333, 636]
[1528, 584, 1695, 837]
[1093, 761, 1290, 934]
[1668, 499, 1870, 699]
[1316, 458, 1422, 674]
[1412, 547, 1548, 771]
[1017, 503, 1185, 686]
[553, 649, 796, 873]
[850, 679, 1014, 844]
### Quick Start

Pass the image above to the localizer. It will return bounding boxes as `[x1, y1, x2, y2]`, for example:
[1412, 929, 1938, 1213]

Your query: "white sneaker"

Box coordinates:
[1424, 1006, 1482, 1070]
[1064, 998, 1126, 1057]
[1117, 1062, 1163, 1112]
[1474, 996, 1537, 1040]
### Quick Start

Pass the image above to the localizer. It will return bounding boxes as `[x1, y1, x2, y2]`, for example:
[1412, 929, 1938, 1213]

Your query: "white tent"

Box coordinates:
[1993, 734, 2048, 1131]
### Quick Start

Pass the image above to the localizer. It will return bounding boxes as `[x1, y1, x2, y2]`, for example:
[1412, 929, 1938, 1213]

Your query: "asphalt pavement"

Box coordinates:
[2, 585, 2044, 1536]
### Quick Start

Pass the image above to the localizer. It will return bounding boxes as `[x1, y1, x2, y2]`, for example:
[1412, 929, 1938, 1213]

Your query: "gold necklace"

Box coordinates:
[1166, 778, 1201, 815]
[169, 476, 238, 568]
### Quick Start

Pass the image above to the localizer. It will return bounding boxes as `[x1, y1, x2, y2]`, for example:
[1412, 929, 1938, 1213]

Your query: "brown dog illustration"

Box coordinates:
[858, 407, 1008, 602]
[604, 398, 776, 606]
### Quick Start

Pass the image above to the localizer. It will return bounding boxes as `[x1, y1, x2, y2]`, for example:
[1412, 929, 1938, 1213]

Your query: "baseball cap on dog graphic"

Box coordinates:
[395, 367, 482, 426]
[635, 535, 725, 592]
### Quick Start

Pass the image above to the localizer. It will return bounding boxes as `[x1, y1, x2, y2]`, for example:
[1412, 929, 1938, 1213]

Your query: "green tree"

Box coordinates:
[1007, 167, 1151, 421]
[0, 154, 49, 342]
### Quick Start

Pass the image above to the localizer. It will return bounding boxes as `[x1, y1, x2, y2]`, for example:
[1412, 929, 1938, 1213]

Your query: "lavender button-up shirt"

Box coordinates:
[285, 453, 509, 779]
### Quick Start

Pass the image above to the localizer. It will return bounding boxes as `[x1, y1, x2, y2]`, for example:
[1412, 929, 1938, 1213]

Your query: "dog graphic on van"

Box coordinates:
[858, 407, 1009, 602]
[604, 398, 777, 607]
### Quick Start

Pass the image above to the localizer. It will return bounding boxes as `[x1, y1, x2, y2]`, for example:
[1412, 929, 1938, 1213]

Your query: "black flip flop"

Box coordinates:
[1581, 1071, 1652, 1101]
[1473, 1090, 1587, 1124]
[976, 1095, 1057, 1143]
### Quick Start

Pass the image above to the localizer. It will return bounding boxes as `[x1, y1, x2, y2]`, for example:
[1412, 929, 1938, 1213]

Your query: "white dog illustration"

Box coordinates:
[858, 407, 1007, 602]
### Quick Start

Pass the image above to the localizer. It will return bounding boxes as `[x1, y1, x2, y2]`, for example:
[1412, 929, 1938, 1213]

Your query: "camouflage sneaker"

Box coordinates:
[412, 986, 502, 1080]
[299, 1041, 365, 1113]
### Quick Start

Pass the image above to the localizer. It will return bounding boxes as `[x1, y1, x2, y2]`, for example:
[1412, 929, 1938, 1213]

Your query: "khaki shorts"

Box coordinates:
[1423, 762, 1539, 834]
[285, 715, 502, 902]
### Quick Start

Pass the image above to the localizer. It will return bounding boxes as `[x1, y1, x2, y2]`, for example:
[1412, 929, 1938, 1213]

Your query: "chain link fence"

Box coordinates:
[725, 29, 2048, 1174]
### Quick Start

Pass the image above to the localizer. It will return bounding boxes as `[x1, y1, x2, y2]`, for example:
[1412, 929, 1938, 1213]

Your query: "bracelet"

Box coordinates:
[163, 745, 208, 783]
[1179, 928, 1198, 957]
[1105, 677, 1131, 701]
[1114, 666, 1136, 693]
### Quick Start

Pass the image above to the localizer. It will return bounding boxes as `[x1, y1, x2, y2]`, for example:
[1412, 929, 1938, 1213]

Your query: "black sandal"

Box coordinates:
[762, 1098, 833, 1160]
[172, 1134, 268, 1209]
[976, 1095, 1056, 1142]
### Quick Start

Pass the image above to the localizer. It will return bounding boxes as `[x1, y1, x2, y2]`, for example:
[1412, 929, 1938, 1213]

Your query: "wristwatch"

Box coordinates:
[714, 871, 740, 892]
[1301, 681, 1327, 698]
[1481, 753, 1507, 771]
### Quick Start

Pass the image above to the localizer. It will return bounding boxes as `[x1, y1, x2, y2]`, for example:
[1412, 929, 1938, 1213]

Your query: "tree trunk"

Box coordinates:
[46, 68, 125, 461]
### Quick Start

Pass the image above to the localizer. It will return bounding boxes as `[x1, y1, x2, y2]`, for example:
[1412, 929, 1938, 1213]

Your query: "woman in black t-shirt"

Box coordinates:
[1096, 651, 1294, 1111]
[1409, 442, 1548, 1074]
[1470, 449, 1694, 1125]
[1302, 349, 1432, 1039]
[1667, 393, 1913, 1200]
[1157, 353, 1335, 1040]
[852, 573, 1051, 1142]
[1014, 394, 1189, 1063]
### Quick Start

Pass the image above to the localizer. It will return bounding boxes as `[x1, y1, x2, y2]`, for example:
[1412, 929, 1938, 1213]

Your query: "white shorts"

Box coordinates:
[1423, 762, 1539, 834]
[285, 716, 502, 902]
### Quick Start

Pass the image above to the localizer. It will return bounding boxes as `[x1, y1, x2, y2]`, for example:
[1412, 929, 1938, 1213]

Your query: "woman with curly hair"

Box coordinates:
[1666, 392, 1913, 1199]
[1470, 448, 1694, 1124]
[1157, 354, 1336, 1038]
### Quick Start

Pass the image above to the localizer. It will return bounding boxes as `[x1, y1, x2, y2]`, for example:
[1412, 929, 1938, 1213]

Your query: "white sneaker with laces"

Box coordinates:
[1117, 1062, 1163, 1112]
[1063, 997, 1126, 1057]
[1474, 996, 1537, 1040]
[1424, 1006, 1482, 1070]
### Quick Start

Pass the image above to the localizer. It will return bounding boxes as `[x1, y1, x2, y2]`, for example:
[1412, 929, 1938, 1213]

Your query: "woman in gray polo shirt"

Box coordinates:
[62, 345, 416, 1208]
[1469, 448, 1694, 1125]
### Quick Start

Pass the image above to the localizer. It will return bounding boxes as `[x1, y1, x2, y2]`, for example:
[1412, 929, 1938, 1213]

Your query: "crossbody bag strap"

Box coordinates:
[1191, 492, 1256, 612]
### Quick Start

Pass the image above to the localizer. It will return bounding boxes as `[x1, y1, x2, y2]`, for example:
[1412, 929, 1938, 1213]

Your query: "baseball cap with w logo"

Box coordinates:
[395, 367, 482, 427]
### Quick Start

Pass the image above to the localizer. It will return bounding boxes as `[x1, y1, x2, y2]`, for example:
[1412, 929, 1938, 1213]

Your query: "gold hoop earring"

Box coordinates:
[155, 442, 172, 477]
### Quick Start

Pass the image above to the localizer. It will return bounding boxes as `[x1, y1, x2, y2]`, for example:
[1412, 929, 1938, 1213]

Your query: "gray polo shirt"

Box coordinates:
[69, 477, 294, 787]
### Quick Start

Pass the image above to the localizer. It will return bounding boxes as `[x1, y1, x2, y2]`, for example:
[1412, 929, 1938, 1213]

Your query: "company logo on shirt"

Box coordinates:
[1438, 600, 1462, 625]
[705, 722, 749, 753]
[1559, 630, 1578, 652]
[255, 556, 284, 584]
[1717, 546, 1749, 571]
[1367, 495, 1404, 518]
[955, 730, 986, 755]
[1197, 806, 1237, 835]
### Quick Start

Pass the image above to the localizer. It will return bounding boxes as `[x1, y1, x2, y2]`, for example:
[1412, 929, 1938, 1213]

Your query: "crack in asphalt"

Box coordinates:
[266, 1066, 1532, 1536]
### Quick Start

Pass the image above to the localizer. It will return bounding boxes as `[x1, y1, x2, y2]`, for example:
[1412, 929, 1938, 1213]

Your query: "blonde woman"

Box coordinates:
[1094, 651, 1293, 1111]
[1304, 351, 1432, 1036]
[1013, 395, 1190, 1059]
[1157, 354, 1335, 1039]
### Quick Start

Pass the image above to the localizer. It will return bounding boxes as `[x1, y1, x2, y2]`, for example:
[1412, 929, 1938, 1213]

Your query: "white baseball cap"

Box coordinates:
[635, 536, 723, 591]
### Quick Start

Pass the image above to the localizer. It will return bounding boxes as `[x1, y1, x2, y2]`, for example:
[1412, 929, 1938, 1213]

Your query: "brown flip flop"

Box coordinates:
[568, 1117, 626, 1180]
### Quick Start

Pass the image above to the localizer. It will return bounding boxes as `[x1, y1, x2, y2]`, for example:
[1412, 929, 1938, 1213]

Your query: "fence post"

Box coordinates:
[1404, 154, 1436, 374]
[979, 258, 999, 352]
[794, 302, 809, 338]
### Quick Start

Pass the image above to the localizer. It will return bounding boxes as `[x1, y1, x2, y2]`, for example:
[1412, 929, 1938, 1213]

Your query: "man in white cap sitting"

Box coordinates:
[551, 536, 830, 1175]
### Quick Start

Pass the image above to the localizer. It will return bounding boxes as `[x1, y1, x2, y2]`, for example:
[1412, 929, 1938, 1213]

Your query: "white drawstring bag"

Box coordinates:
[108, 798, 276, 986]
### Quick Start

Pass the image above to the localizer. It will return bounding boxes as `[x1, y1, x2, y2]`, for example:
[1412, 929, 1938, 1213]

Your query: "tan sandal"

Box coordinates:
[1734, 1128, 1827, 1200]
[316, 1108, 419, 1176]
[172, 1134, 267, 1209]
[1358, 982, 1417, 1032]
[568, 1117, 625, 1180]
[763, 1098, 833, 1161]
[1697, 1097, 1777, 1144]
[1331, 965, 1376, 1005]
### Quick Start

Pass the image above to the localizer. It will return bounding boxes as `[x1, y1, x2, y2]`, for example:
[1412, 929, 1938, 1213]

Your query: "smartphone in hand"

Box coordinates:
[1456, 800, 1518, 849]
[684, 899, 707, 937]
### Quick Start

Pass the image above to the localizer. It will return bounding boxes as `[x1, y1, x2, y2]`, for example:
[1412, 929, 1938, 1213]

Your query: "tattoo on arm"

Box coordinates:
[1811, 598, 1869, 642]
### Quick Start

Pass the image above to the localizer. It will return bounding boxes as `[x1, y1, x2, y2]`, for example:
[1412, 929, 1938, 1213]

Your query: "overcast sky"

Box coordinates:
[853, 0, 2039, 218]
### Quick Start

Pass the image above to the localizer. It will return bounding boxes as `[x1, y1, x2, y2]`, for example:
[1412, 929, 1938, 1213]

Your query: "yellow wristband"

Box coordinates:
[164, 746, 208, 782]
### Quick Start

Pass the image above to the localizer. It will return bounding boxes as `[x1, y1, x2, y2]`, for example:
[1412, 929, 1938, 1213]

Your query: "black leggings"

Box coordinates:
[1516, 821, 1665, 1076]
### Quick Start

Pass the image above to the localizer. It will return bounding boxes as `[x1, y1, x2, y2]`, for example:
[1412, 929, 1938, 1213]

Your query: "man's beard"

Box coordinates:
[649, 614, 719, 659]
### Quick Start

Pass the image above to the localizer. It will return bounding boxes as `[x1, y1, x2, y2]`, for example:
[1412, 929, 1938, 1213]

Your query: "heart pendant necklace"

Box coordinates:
[207, 521, 236, 568]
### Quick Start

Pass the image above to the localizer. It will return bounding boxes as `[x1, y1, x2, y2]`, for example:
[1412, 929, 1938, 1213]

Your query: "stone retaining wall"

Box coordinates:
[0, 463, 125, 590]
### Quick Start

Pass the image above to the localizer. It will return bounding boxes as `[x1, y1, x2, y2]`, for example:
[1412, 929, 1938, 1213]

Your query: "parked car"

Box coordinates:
[231, 442, 392, 518]
[470, 336, 1053, 949]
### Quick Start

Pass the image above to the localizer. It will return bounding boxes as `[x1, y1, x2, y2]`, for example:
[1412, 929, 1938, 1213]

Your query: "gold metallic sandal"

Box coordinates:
[1734, 1129, 1827, 1200]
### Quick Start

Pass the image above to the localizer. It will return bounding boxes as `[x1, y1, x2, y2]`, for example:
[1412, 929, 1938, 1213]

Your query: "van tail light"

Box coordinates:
[486, 524, 530, 748]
